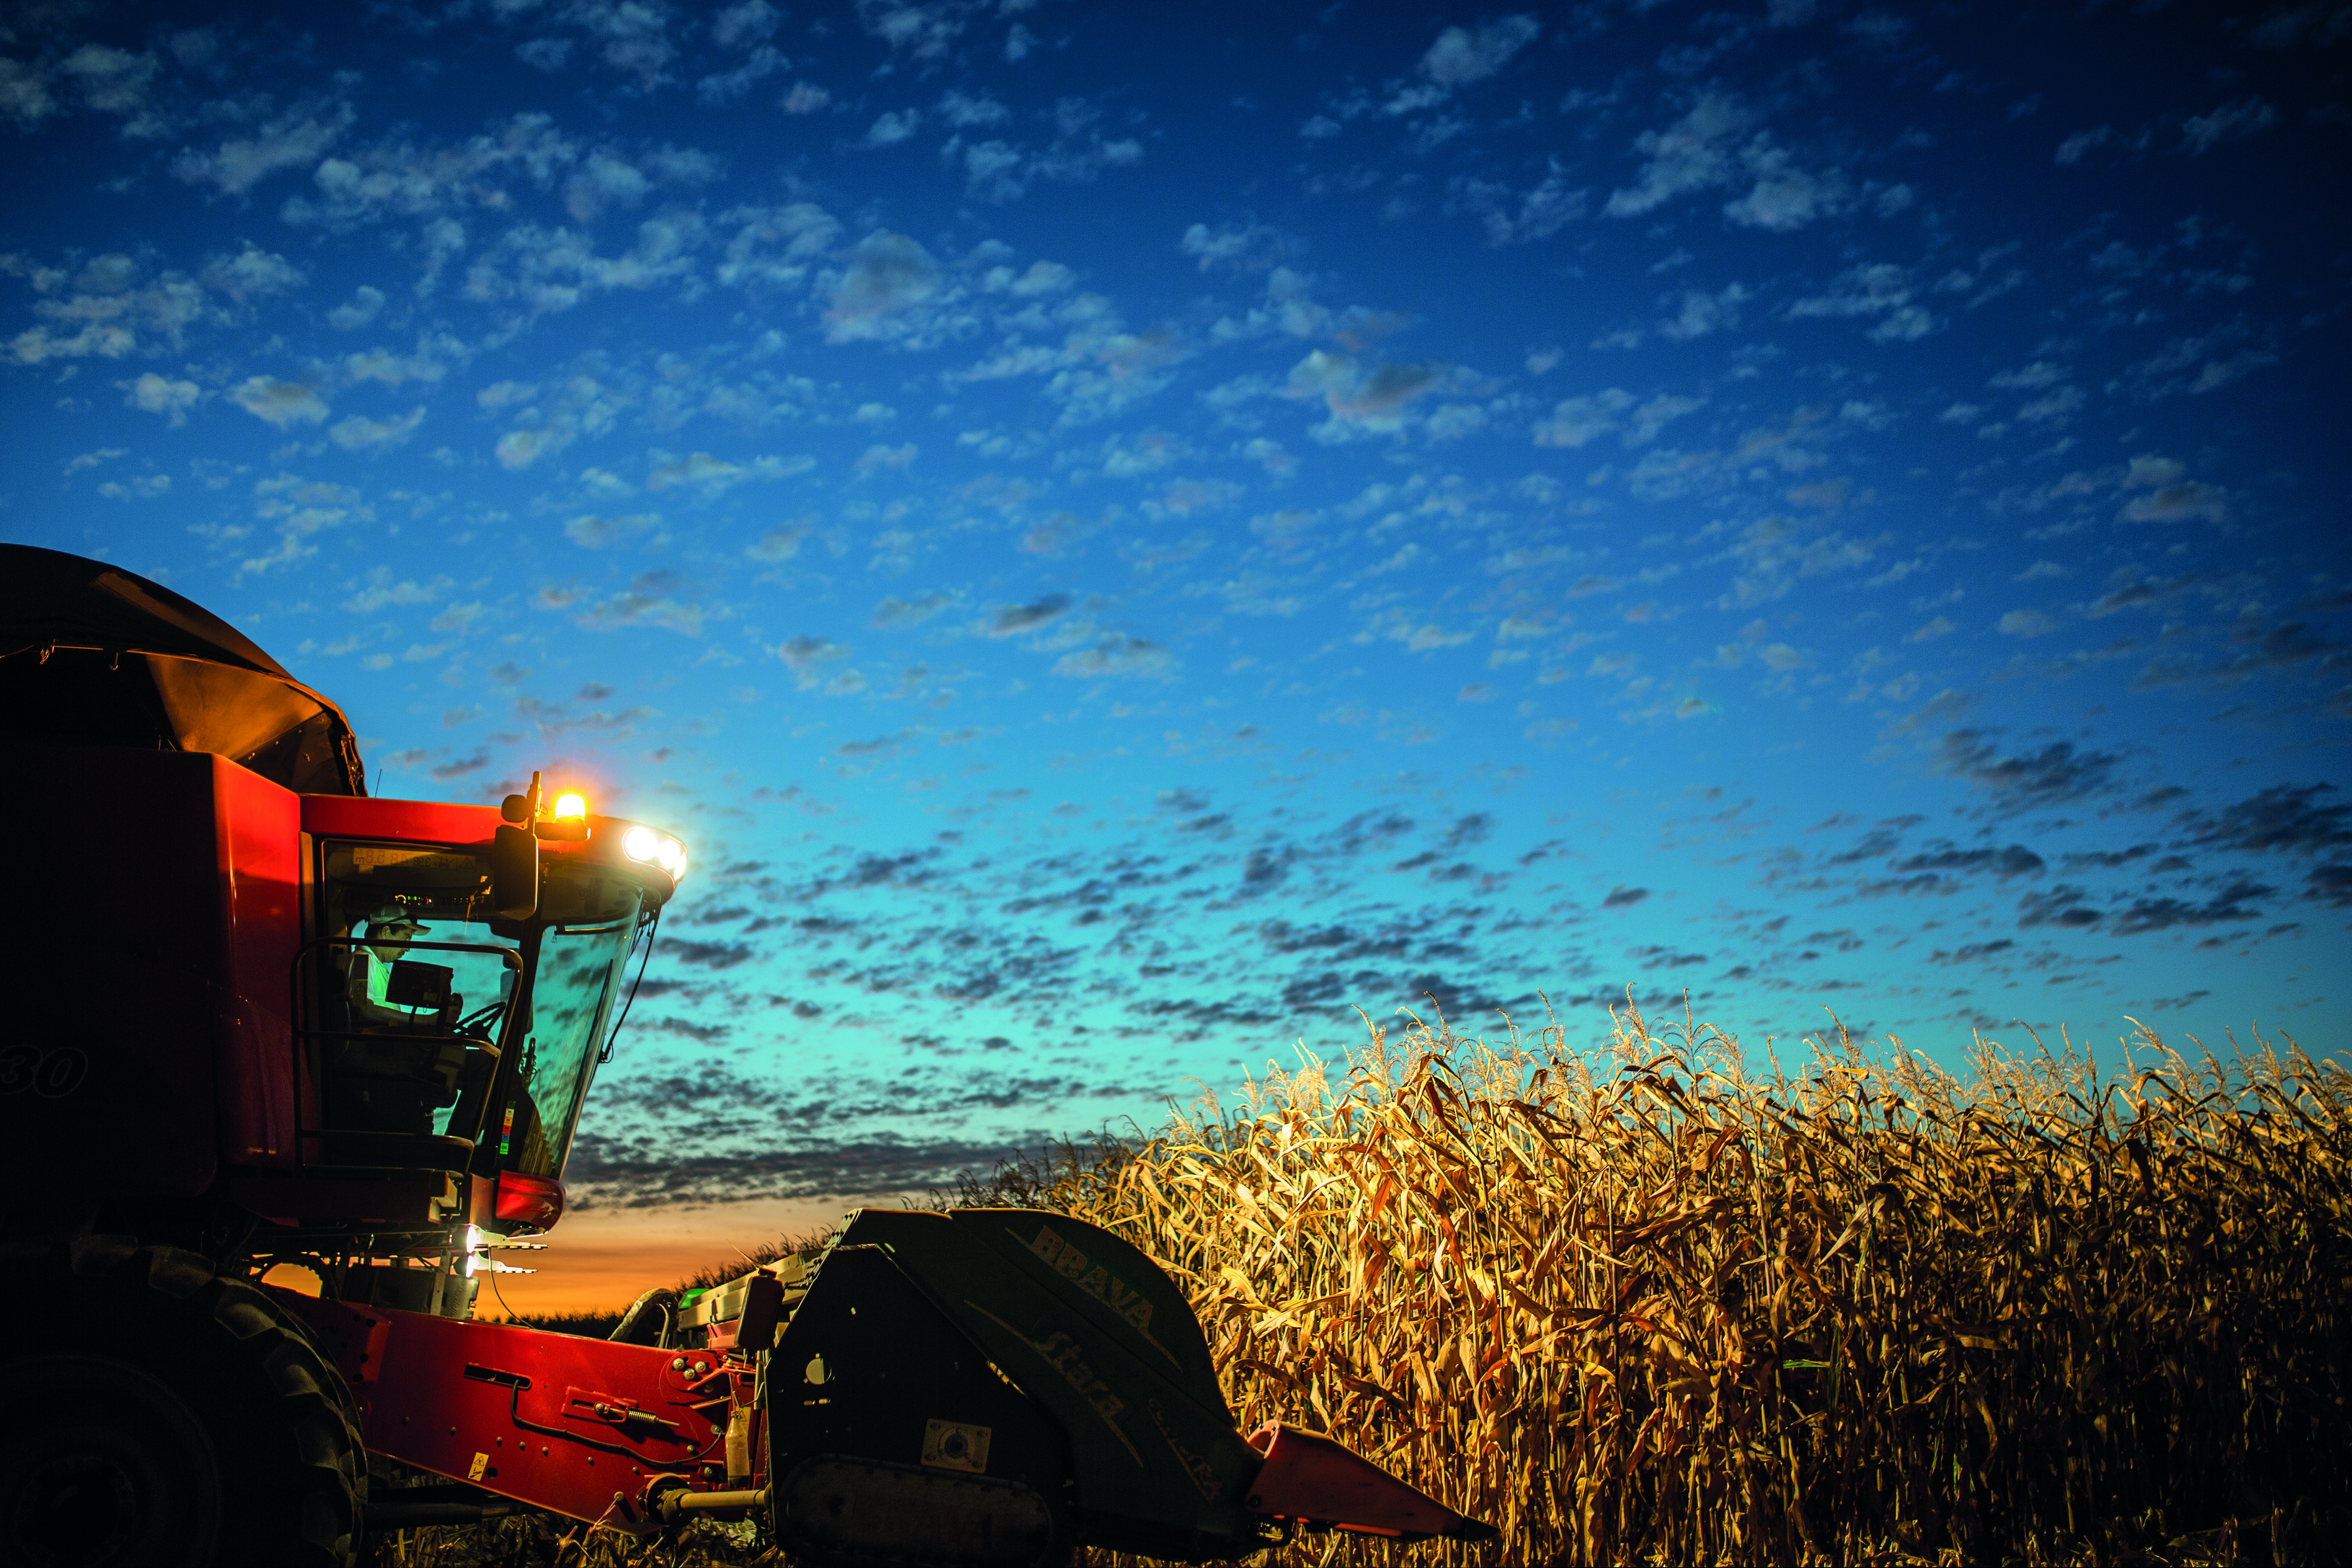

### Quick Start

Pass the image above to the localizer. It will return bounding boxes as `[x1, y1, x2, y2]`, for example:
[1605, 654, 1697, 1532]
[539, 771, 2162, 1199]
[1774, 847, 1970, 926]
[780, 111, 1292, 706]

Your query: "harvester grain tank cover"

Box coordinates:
[0, 543, 365, 794]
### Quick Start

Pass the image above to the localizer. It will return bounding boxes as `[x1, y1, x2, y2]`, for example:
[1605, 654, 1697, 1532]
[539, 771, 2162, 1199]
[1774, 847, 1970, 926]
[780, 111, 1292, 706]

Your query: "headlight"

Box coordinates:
[461, 1223, 483, 1278]
[622, 824, 687, 880]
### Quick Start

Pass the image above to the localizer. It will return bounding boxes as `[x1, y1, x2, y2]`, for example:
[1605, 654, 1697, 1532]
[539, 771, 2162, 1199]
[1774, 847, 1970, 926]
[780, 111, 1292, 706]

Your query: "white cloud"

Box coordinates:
[745, 523, 810, 562]
[477, 379, 539, 410]
[1533, 388, 1702, 448]
[1997, 608, 2058, 637]
[566, 0, 681, 87]
[2054, 125, 2112, 165]
[0, 58, 57, 128]
[715, 202, 841, 291]
[2016, 385, 2084, 425]
[327, 285, 386, 330]
[201, 245, 306, 301]
[777, 635, 853, 683]
[566, 512, 663, 548]
[61, 45, 159, 116]
[1285, 349, 1443, 438]
[1534, 388, 1634, 447]
[2120, 467, 2228, 523]
[284, 113, 584, 229]
[953, 127, 1143, 205]
[865, 109, 922, 146]
[1660, 282, 1748, 341]
[858, 0, 967, 58]
[98, 473, 172, 500]
[329, 406, 425, 450]
[174, 101, 355, 195]
[871, 591, 951, 628]
[1989, 360, 2066, 390]
[1180, 222, 1283, 272]
[855, 441, 918, 472]
[1243, 437, 1294, 475]
[1713, 514, 1889, 607]
[1788, 263, 1933, 342]
[1626, 393, 1704, 444]
[343, 568, 452, 612]
[712, 0, 781, 47]
[1723, 138, 1847, 231]
[1426, 403, 1488, 440]
[822, 230, 942, 343]
[1099, 430, 1182, 476]
[982, 259, 1072, 296]
[2182, 98, 2277, 155]
[939, 89, 1010, 127]
[14, 319, 132, 367]
[1458, 165, 1586, 244]
[1053, 636, 1176, 679]
[497, 428, 571, 469]
[245, 472, 368, 575]
[121, 372, 202, 426]
[648, 451, 746, 490]
[230, 376, 330, 428]
[2129, 319, 2277, 396]
[1605, 92, 1750, 218]
[455, 210, 708, 322]
[648, 450, 814, 490]
[1417, 15, 1541, 88]
[4, 255, 213, 363]
[781, 81, 831, 114]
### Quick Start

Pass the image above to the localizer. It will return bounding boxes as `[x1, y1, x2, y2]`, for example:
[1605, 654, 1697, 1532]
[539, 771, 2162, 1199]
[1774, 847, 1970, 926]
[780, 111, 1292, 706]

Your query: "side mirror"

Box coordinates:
[491, 822, 539, 920]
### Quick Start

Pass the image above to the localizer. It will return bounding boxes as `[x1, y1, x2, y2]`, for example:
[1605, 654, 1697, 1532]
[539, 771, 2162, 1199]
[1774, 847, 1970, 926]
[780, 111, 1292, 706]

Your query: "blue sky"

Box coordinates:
[5, 0, 2348, 1217]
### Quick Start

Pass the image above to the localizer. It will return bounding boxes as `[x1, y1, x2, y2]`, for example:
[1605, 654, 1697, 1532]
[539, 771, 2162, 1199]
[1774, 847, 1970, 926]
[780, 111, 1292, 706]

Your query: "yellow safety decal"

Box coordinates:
[468, 1452, 489, 1482]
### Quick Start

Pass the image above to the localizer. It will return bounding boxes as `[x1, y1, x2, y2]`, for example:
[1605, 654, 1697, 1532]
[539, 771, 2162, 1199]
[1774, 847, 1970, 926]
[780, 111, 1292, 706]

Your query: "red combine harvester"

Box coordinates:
[0, 546, 1494, 1568]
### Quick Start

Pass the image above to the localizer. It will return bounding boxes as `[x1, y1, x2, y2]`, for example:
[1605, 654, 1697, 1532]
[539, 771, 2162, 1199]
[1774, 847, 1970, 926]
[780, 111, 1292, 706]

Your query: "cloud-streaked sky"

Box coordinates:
[7, 1, 2347, 1282]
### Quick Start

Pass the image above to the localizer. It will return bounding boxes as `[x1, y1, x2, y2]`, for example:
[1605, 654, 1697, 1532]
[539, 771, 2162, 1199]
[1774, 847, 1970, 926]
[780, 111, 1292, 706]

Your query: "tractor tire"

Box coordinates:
[0, 1235, 366, 1568]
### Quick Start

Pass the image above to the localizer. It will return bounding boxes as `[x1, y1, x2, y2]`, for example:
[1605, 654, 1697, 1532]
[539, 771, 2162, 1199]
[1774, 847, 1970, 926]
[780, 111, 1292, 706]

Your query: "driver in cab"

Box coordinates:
[346, 911, 461, 1031]
[325, 909, 473, 1139]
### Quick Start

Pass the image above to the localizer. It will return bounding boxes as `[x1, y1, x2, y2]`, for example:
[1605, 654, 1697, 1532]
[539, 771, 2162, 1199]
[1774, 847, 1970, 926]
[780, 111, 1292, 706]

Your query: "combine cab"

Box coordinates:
[0, 546, 1493, 1567]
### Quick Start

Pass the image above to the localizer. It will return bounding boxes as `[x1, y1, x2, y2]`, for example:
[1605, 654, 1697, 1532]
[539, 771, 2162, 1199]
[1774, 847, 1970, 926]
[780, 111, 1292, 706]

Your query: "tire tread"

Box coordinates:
[12, 1238, 366, 1568]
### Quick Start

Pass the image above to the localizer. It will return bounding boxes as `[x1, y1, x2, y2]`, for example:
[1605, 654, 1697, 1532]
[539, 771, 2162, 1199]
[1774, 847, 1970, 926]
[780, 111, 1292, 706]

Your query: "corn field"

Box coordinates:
[373, 1001, 2351, 1567]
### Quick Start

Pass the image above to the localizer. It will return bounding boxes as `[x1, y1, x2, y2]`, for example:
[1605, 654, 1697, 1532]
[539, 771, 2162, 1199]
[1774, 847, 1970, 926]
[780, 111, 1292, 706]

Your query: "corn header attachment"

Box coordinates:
[287, 1206, 1493, 1563]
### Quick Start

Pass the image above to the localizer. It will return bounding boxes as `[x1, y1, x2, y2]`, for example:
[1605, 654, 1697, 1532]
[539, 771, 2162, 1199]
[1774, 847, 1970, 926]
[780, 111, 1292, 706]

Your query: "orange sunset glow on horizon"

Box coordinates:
[478, 1194, 902, 1319]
